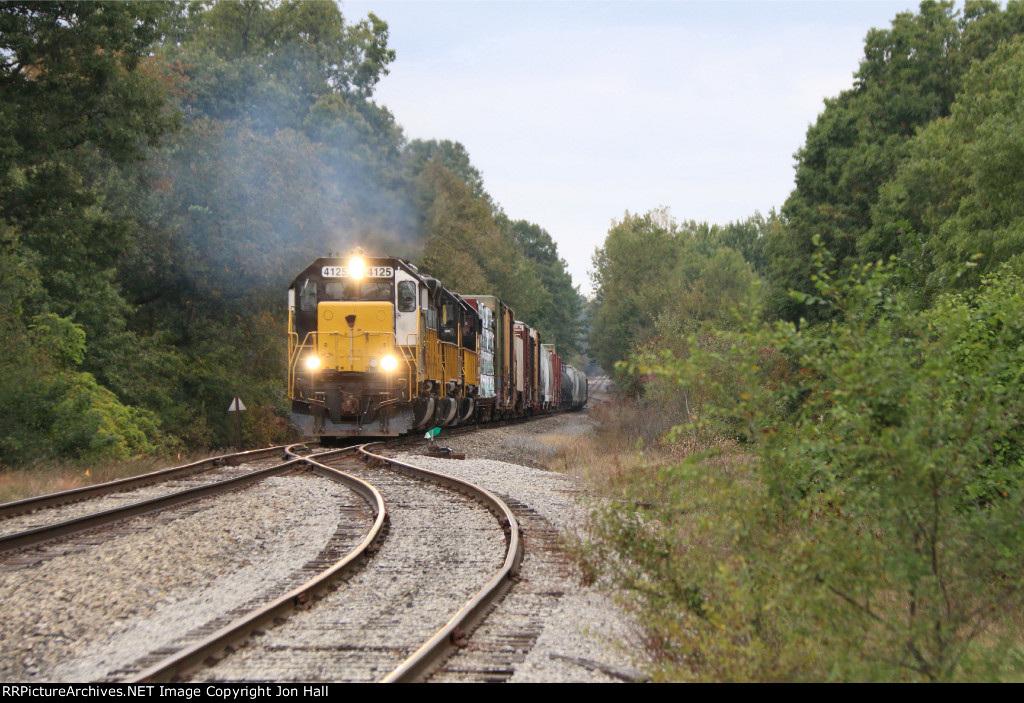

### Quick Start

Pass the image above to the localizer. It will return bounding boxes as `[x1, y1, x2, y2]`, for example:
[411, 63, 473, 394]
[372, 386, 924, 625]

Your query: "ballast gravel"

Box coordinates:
[4, 399, 649, 683]
[0, 473, 365, 682]
[191, 463, 507, 682]
[390, 411, 650, 683]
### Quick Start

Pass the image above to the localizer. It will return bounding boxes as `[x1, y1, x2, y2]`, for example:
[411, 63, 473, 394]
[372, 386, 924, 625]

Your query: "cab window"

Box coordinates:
[398, 281, 416, 312]
[462, 318, 477, 349]
[360, 280, 393, 301]
[299, 279, 317, 311]
[439, 300, 458, 342]
[324, 280, 355, 301]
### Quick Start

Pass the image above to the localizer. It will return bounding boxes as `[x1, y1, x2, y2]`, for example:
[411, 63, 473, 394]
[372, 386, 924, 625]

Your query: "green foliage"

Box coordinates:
[176, 0, 394, 111]
[0, 279, 164, 465]
[871, 35, 1024, 303]
[589, 209, 686, 373]
[416, 159, 550, 322]
[0, 2, 179, 464]
[767, 0, 1024, 323]
[506, 218, 584, 358]
[778, 265, 1024, 680]
[45, 373, 161, 461]
[584, 456, 802, 682]
[582, 3, 1024, 680]
[0, 1, 180, 344]
[28, 313, 86, 369]
[0, 1, 178, 160]
[589, 209, 763, 378]
[407, 139, 491, 206]
[597, 262, 1024, 681]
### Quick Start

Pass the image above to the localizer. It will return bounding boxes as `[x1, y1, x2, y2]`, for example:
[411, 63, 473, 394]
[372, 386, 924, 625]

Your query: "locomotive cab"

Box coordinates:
[288, 254, 422, 437]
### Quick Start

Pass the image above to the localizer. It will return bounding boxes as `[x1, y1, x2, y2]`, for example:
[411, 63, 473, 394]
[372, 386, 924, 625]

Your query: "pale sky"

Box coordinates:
[343, 0, 925, 293]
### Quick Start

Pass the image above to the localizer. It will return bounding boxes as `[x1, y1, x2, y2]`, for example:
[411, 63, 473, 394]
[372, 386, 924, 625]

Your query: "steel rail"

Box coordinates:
[0, 445, 296, 520]
[0, 454, 313, 554]
[130, 446, 386, 683]
[357, 444, 524, 683]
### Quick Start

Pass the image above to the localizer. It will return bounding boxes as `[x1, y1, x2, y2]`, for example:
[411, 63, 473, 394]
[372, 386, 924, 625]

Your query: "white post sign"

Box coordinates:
[228, 397, 246, 448]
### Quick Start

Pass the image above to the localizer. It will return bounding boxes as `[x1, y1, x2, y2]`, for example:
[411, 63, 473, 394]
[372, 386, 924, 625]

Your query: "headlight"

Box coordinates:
[348, 256, 365, 280]
[380, 354, 398, 372]
[304, 355, 321, 371]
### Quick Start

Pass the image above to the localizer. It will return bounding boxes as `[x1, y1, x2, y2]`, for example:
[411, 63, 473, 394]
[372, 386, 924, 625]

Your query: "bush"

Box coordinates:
[46, 372, 161, 461]
[590, 262, 1024, 681]
[0, 312, 165, 466]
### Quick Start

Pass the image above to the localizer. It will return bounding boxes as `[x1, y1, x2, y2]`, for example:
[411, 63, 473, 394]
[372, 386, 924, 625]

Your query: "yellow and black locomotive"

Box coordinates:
[287, 251, 587, 438]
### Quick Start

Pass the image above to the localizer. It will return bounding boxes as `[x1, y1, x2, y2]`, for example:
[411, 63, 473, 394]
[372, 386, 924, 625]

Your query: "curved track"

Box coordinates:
[0, 447, 291, 521]
[2, 437, 528, 683]
[180, 444, 522, 683]
[0, 451, 308, 554]
[360, 445, 522, 683]
[2, 475, 376, 681]
[126, 446, 386, 682]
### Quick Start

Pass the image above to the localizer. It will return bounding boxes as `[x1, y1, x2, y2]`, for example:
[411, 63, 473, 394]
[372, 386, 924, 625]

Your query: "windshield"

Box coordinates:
[321, 279, 394, 302]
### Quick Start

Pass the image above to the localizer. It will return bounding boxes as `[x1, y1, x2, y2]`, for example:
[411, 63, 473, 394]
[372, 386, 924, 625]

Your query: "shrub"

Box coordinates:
[592, 262, 1024, 681]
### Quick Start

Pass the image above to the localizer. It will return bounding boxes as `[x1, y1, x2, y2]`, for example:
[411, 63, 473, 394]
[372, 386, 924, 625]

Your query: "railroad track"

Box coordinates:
[0, 446, 380, 681]
[0, 439, 525, 683]
[426, 495, 574, 682]
[182, 445, 522, 683]
[0, 446, 295, 519]
[108, 447, 386, 682]
[0, 446, 302, 542]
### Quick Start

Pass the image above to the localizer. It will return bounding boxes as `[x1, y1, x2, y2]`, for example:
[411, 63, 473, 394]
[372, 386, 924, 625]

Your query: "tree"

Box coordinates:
[174, 0, 394, 121]
[591, 208, 765, 370]
[0, 2, 180, 462]
[416, 161, 548, 321]
[0, 1, 179, 312]
[505, 218, 583, 357]
[870, 35, 1024, 302]
[407, 139, 491, 206]
[589, 210, 683, 372]
[766, 0, 1024, 322]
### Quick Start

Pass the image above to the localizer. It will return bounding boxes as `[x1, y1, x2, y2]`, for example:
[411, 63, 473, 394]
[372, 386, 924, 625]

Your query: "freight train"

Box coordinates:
[287, 251, 588, 438]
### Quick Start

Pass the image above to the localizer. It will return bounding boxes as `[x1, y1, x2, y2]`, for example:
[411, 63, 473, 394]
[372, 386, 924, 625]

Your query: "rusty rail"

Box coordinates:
[0, 445, 296, 520]
[130, 445, 386, 683]
[358, 444, 523, 683]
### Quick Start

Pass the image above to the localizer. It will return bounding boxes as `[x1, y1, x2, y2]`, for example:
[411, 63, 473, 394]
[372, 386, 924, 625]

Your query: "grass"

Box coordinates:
[0, 451, 223, 504]
[565, 394, 1024, 681]
[547, 400, 742, 493]
[542, 396, 781, 680]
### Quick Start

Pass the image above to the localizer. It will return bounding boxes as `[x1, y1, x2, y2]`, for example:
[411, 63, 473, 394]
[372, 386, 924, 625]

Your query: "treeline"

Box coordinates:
[588, 0, 1024, 681]
[0, 0, 582, 465]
